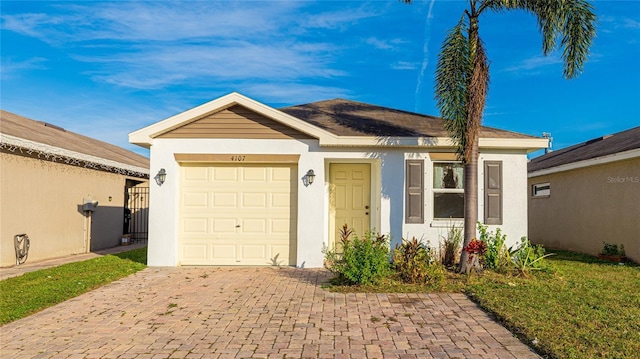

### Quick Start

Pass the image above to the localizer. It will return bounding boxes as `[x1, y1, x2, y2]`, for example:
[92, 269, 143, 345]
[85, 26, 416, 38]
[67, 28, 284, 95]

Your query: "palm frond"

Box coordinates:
[486, 0, 596, 79]
[435, 16, 471, 161]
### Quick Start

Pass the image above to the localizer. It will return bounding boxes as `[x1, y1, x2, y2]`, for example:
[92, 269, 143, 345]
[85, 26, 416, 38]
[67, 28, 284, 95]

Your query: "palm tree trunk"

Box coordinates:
[457, 5, 486, 274]
[458, 135, 479, 273]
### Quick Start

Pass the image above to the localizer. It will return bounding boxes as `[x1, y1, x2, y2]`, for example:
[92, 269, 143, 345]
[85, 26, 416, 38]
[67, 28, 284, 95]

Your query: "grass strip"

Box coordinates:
[0, 248, 146, 325]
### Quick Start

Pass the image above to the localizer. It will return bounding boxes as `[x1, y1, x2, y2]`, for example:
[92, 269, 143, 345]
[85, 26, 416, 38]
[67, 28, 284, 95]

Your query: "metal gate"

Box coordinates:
[124, 186, 149, 243]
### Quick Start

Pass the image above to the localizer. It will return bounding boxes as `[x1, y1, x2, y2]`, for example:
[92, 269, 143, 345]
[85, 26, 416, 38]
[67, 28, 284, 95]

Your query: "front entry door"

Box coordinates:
[329, 163, 371, 251]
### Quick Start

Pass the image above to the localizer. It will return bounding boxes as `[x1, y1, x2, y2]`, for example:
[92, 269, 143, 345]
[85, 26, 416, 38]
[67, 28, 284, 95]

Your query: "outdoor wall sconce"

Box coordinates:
[305, 169, 316, 185]
[155, 168, 167, 186]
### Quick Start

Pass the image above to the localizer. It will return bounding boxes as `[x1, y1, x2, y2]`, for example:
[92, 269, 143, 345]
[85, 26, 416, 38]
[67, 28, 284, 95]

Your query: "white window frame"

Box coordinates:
[532, 182, 550, 197]
[432, 161, 464, 219]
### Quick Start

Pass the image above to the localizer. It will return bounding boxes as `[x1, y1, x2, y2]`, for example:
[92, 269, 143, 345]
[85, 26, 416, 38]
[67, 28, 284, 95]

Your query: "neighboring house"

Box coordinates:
[0, 110, 150, 267]
[130, 92, 547, 268]
[528, 126, 640, 263]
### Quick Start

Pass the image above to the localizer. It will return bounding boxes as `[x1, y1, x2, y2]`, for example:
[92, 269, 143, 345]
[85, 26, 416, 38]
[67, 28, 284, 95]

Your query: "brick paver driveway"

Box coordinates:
[1, 267, 540, 358]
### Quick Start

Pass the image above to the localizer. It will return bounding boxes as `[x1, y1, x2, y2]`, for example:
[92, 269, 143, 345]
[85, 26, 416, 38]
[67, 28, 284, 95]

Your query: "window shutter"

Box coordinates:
[484, 161, 502, 225]
[405, 160, 424, 223]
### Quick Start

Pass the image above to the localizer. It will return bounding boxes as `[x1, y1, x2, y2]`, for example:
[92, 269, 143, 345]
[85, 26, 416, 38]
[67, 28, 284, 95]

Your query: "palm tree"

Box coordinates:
[404, 0, 596, 273]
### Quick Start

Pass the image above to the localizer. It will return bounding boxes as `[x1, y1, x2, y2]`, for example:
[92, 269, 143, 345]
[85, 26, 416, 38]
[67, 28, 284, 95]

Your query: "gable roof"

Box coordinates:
[528, 126, 640, 174]
[1, 110, 149, 178]
[130, 92, 548, 151]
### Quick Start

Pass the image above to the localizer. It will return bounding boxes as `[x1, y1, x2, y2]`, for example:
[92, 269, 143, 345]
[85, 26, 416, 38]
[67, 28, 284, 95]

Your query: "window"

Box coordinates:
[433, 162, 464, 219]
[532, 182, 550, 197]
[405, 160, 424, 223]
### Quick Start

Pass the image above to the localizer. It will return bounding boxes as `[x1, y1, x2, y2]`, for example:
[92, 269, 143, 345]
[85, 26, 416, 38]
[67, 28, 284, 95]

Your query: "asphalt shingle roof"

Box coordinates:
[1, 110, 149, 169]
[280, 98, 538, 139]
[528, 126, 640, 172]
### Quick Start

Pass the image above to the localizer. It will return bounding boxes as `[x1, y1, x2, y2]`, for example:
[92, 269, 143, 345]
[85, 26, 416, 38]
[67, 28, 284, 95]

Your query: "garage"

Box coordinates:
[178, 160, 298, 266]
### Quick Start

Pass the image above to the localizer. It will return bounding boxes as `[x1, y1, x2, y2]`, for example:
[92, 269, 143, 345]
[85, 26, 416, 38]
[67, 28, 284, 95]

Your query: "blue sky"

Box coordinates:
[2, 0, 639, 157]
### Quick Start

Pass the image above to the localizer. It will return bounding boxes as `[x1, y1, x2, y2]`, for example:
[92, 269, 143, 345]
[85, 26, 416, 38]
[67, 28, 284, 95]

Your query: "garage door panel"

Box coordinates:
[211, 244, 236, 261]
[271, 219, 292, 234]
[179, 163, 297, 266]
[242, 193, 267, 207]
[183, 244, 208, 260]
[183, 192, 208, 207]
[241, 219, 267, 233]
[213, 167, 237, 181]
[184, 166, 209, 181]
[213, 193, 237, 207]
[183, 218, 209, 233]
[272, 167, 293, 181]
[241, 245, 267, 260]
[242, 167, 268, 181]
[212, 218, 237, 233]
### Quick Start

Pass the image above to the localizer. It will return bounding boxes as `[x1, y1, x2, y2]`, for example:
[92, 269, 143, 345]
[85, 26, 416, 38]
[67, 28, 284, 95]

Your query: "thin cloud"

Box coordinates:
[501, 54, 563, 74]
[391, 61, 419, 70]
[0, 57, 48, 78]
[299, 6, 382, 30]
[365, 37, 408, 50]
[73, 41, 344, 90]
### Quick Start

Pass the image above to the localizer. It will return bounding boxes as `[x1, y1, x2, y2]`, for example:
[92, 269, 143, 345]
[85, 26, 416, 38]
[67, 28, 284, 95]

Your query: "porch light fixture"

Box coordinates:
[155, 168, 167, 186]
[305, 169, 316, 185]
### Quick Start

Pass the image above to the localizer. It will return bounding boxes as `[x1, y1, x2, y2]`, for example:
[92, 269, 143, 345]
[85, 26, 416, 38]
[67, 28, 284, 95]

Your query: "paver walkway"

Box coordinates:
[0, 267, 541, 358]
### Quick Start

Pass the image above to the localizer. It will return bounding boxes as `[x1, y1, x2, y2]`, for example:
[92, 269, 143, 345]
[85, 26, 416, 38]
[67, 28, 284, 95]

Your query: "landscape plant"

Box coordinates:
[509, 237, 553, 277]
[325, 226, 390, 285]
[478, 222, 509, 272]
[462, 237, 486, 273]
[393, 237, 433, 283]
[439, 224, 462, 268]
[600, 242, 626, 256]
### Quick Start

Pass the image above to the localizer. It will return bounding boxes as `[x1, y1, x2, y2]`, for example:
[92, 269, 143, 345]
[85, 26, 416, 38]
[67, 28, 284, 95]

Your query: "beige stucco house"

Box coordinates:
[130, 92, 547, 268]
[528, 126, 640, 263]
[0, 110, 149, 267]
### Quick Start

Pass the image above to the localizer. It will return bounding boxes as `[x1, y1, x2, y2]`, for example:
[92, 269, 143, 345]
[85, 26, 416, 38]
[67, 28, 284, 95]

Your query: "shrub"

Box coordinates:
[510, 237, 553, 277]
[478, 222, 510, 272]
[600, 242, 626, 256]
[440, 224, 462, 267]
[324, 226, 390, 285]
[393, 237, 432, 283]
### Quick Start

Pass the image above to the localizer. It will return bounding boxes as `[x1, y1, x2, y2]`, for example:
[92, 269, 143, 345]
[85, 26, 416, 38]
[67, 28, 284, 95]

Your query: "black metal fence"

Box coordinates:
[125, 186, 149, 243]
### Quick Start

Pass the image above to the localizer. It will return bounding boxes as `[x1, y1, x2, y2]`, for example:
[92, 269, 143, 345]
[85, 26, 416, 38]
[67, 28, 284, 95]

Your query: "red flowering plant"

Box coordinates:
[462, 238, 487, 274]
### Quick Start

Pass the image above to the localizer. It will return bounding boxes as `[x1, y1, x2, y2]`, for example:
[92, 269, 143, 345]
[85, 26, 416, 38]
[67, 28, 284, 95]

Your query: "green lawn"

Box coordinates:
[330, 251, 640, 359]
[0, 247, 146, 325]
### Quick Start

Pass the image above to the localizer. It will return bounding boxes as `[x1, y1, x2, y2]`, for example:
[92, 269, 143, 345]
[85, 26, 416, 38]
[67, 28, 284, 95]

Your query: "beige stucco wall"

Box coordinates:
[0, 153, 143, 267]
[528, 157, 640, 262]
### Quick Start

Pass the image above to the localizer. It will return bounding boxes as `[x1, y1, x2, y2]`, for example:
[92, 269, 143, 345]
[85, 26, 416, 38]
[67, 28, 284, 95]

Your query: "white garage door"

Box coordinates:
[179, 163, 297, 266]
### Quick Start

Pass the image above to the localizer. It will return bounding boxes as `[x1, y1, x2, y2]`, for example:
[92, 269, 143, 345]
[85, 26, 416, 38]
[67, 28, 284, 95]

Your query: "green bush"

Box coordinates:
[334, 231, 390, 285]
[478, 222, 510, 272]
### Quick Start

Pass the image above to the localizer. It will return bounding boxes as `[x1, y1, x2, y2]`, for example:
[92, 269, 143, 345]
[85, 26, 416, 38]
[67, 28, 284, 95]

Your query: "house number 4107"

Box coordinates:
[230, 155, 246, 162]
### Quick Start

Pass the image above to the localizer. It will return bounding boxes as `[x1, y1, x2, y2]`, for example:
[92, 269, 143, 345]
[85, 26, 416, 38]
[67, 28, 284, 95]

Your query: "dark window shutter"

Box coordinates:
[405, 160, 424, 223]
[484, 161, 502, 225]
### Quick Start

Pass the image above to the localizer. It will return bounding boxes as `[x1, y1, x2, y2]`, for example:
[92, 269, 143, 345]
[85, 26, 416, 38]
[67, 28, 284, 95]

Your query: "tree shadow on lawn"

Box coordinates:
[547, 250, 638, 266]
[113, 247, 147, 265]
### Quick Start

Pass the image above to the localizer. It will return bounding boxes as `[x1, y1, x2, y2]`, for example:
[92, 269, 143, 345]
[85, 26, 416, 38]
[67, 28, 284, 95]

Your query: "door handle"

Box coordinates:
[365, 212, 369, 215]
[235, 225, 241, 228]
[365, 205, 369, 209]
